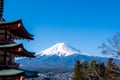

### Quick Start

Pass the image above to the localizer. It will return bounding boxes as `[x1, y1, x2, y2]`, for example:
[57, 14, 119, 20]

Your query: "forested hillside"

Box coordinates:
[72, 58, 120, 80]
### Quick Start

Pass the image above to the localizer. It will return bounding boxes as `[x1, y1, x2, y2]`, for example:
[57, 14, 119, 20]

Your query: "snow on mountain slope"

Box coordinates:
[36, 43, 89, 56]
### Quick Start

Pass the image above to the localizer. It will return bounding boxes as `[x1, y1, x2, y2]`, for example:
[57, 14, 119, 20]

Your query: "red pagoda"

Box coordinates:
[0, 0, 35, 80]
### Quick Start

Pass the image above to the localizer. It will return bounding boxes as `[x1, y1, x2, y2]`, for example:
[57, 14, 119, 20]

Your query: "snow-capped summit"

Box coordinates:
[36, 43, 89, 56]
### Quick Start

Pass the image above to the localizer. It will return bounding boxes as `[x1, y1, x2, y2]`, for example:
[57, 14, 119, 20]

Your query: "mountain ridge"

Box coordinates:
[16, 42, 120, 72]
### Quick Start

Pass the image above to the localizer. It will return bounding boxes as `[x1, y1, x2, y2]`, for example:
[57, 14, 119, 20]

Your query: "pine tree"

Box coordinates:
[105, 58, 118, 79]
[97, 61, 105, 77]
[81, 60, 89, 78]
[105, 58, 113, 75]
[72, 60, 83, 80]
[90, 60, 97, 71]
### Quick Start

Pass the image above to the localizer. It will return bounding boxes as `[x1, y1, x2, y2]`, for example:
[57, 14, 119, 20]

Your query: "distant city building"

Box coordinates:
[36, 72, 73, 80]
[44, 77, 50, 80]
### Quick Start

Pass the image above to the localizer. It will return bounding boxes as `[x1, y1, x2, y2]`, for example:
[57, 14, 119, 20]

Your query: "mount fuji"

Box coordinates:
[16, 43, 120, 72]
[36, 43, 89, 56]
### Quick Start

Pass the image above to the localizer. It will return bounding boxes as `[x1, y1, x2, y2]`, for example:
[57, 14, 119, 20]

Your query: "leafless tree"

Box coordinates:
[98, 32, 120, 58]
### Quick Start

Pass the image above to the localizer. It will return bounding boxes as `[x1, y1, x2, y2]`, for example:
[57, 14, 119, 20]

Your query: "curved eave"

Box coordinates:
[0, 43, 35, 58]
[15, 51, 35, 58]
[0, 19, 34, 40]
[18, 44, 35, 58]
[0, 69, 24, 77]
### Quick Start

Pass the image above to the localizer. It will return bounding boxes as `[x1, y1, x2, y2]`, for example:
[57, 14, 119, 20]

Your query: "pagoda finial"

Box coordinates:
[0, 0, 4, 21]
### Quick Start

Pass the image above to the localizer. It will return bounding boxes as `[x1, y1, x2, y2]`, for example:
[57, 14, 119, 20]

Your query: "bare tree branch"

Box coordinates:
[98, 32, 120, 58]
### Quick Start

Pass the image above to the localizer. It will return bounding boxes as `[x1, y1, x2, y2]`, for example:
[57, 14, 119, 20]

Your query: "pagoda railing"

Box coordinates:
[0, 40, 15, 44]
[0, 62, 19, 68]
[8, 61, 20, 67]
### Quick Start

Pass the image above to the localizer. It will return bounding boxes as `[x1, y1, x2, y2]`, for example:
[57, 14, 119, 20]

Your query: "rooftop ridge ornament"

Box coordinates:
[0, 0, 4, 21]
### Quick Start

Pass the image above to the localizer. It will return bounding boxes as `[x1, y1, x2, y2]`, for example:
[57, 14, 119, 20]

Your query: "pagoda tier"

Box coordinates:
[0, 43, 35, 57]
[0, 69, 24, 80]
[0, 43, 35, 68]
[0, 19, 34, 42]
[0, 69, 24, 77]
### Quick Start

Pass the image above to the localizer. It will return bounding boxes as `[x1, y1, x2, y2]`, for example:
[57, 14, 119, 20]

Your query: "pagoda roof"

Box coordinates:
[0, 69, 24, 77]
[0, 43, 35, 58]
[0, 19, 34, 40]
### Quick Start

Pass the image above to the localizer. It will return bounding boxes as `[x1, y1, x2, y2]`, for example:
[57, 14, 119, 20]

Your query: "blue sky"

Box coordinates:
[4, 0, 120, 56]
